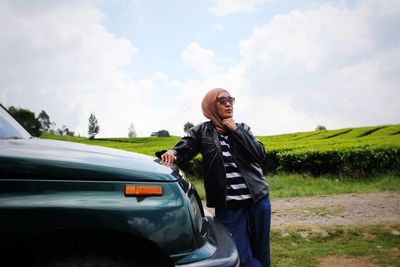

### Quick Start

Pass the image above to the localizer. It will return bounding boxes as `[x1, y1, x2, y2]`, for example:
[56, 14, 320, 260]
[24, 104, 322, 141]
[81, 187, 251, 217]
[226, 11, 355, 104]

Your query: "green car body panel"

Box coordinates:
[0, 105, 239, 266]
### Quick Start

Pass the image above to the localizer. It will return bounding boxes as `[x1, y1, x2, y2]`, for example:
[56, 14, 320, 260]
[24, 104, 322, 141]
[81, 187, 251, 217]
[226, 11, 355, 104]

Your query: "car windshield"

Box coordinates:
[0, 105, 32, 139]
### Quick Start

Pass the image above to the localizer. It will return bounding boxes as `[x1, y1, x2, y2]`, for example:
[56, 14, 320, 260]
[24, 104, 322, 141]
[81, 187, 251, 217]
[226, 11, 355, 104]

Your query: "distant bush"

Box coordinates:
[177, 146, 400, 179]
[268, 147, 400, 177]
[315, 124, 327, 131]
[151, 130, 170, 137]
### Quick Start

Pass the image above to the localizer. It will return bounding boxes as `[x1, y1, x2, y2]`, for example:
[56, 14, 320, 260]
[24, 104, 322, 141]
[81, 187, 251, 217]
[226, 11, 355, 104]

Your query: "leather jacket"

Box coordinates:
[158, 121, 269, 208]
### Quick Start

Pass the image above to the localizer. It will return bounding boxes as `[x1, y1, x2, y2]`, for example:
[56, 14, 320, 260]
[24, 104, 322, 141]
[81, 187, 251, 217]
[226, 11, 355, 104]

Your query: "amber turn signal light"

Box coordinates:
[125, 185, 163, 196]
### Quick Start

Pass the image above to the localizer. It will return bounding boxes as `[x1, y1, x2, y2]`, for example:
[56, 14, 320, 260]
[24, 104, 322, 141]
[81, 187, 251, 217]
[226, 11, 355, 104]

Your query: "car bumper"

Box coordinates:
[175, 210, 240, 267]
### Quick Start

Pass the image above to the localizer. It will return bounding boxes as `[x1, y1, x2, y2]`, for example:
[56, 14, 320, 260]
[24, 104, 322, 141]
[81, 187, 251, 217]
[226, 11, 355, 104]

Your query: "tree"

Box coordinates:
[57, 125, 74, 136]
[184, 121, 194, 133]
[8, 106, 41, 136]
[88, 113, 100, 139]
[56, 127, 64, 136]
[315, 124, 327, 131]
[49, 121, 57, 134]
[128, 123, 137, 138]
[37, 110, 51, 132]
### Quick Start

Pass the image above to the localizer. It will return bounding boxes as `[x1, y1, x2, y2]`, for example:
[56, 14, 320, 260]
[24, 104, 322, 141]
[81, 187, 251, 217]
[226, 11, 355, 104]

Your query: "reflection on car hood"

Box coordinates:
[0, 139, 181, 182]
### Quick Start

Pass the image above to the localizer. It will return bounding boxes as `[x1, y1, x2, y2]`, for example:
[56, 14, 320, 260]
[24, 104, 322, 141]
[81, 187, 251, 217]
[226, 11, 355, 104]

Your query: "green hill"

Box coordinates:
[259, 124, 400, 177]
[261, 124, 400, 152]
[41, 124, 400, 177]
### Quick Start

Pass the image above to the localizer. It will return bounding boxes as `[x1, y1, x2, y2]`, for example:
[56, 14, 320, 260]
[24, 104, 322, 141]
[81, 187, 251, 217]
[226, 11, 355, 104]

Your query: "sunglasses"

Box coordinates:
[216, 96, 235, 105]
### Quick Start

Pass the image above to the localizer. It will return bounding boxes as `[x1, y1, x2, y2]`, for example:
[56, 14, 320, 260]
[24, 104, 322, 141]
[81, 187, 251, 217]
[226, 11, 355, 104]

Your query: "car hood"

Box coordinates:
[0, 139, 181, 182]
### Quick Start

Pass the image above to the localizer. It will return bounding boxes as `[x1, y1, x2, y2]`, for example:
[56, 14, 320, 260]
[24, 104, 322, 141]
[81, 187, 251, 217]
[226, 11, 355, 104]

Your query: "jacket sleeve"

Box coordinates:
[156, 124, 201, 163]
[232, 123, 267, 163]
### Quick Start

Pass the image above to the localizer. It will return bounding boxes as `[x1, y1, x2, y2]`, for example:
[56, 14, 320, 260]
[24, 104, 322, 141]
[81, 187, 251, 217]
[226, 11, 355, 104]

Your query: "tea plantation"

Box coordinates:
[41, 124, 400, 178]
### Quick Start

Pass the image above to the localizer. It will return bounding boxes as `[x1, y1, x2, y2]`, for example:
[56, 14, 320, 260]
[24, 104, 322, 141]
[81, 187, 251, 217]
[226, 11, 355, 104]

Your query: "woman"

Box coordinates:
[158, 88, 271, 267]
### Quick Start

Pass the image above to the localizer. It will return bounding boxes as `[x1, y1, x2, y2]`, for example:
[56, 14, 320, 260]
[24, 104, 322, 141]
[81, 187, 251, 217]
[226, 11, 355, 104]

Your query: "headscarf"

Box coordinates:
[201, 88, 230, 133]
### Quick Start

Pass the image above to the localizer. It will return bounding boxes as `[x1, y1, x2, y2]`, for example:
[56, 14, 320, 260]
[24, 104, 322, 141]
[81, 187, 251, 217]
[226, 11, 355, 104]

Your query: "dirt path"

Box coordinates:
[271, 192, 400, 229]
[270, 192, 400, 267]
[204, 192, 400, 229]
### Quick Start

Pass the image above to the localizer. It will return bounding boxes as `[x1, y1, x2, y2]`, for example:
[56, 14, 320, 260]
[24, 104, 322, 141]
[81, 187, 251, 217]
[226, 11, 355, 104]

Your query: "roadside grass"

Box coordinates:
[189, 172, 400, 201]
[271, 224, 400, 267]
[268, 172, 400, 199]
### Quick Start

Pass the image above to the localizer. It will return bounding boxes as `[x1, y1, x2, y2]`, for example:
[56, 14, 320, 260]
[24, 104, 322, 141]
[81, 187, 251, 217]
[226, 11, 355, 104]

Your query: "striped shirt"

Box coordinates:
[218, 134, 252, 207]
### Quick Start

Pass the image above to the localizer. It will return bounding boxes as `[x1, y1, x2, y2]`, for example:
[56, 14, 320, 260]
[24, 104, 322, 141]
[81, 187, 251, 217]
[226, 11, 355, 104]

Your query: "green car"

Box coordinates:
[0, 104, 239, 267]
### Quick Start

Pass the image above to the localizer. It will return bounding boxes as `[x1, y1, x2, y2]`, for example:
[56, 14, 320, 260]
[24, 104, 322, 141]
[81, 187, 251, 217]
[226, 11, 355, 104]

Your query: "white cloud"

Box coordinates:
[176, 0, 400, 135]
[231, 1, 400, 132]
[209, 0, 274, 16]
[0, 0, 165, 137]
[152, 71, 168, 82]
[181, 42, 219, 75]
[323, 47, 400, 125]
[1, 0, 399, 139]
[213, 23, 224, 32]
[359, 0, 400, 15]
[240, 4, 373, 73]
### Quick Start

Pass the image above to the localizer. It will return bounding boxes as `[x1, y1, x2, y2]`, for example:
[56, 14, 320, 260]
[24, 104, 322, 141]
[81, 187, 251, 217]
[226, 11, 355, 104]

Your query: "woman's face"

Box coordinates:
[216, 91, 234, 119]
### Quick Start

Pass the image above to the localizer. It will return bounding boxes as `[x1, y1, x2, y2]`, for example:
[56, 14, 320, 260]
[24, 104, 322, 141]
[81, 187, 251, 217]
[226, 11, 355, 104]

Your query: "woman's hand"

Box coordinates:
[161, 150, 177, 165]
[222, 118, 238, 132]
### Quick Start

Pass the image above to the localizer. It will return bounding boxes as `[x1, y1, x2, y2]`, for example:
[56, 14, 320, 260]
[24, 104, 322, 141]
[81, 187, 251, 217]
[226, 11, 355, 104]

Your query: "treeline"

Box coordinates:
[7, 106, 76, 137]
[8, 106, 54, 136]
[7, 106, 101, 139]
[7, 106, 196, 139]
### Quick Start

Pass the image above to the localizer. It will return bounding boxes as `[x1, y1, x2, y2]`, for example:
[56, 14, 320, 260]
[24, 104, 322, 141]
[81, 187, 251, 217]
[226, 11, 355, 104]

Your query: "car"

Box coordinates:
[0, 104, 239, 267]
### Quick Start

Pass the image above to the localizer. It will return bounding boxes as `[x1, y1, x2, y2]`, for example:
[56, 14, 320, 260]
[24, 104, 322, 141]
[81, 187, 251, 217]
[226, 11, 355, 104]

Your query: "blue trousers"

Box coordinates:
[215, 196, 271, 267]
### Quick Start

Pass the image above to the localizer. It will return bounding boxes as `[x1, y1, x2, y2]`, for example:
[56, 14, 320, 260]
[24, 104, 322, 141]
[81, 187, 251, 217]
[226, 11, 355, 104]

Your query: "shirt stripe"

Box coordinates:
[226, 172, 242, 178]
[226, 194, 252, 201]
[229, 183, 248, 190]
[218, 134, 252, 204]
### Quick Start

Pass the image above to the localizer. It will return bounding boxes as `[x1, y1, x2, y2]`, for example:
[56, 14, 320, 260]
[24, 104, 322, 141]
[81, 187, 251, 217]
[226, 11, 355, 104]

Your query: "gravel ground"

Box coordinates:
[205, 192, 400, 229]
[271, 192, 400, 229]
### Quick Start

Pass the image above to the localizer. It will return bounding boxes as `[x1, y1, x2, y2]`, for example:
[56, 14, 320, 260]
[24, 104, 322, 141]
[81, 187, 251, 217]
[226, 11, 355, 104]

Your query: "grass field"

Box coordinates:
[189, 172, 400, 201]
[260, 124, 400, 152]
[41, 124, 400, 157]
[271, 224, 400, 267]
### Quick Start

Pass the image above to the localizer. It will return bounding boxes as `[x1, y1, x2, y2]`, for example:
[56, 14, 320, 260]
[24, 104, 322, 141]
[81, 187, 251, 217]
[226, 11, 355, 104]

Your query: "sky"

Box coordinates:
[1, 0, 399, 137]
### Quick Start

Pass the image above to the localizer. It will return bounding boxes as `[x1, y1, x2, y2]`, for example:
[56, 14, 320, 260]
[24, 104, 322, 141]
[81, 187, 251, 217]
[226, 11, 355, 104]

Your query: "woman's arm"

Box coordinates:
[156, 124, 202, 163]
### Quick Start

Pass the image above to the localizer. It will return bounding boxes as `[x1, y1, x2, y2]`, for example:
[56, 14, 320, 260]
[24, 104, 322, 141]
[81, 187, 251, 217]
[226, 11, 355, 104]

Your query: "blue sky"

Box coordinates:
[98, 0, 318, 79]
[1, 0, 399, 137]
